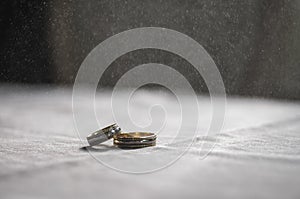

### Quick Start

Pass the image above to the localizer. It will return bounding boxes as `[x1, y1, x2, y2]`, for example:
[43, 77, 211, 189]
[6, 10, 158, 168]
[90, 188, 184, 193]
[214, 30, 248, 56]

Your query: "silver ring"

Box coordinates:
[86, 124, 121, 146]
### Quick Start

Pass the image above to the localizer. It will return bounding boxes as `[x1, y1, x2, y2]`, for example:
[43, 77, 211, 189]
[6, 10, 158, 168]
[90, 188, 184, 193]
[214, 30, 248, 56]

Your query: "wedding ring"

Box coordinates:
[86, 124, 121, 146]
[114, 132, 156, 141]
[114, 142, 156, 149]
[113, 132, 156, 149]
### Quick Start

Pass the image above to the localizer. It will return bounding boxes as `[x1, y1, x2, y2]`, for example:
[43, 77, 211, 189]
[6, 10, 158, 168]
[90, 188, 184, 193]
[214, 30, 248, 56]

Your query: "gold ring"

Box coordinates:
[114, 132, 156, 140]
[113, 132, 156, 149]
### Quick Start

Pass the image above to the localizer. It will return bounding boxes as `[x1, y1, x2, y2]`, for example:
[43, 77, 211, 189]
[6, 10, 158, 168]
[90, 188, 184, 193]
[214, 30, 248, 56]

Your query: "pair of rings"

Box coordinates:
[86, 124, 156, 149]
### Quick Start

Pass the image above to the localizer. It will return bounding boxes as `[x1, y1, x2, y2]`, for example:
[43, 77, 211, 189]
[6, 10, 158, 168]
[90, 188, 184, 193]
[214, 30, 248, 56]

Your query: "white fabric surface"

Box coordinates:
[0, 85, 300, 199]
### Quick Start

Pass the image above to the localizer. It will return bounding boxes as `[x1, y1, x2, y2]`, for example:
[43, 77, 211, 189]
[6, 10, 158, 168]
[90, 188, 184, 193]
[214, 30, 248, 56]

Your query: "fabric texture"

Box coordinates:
[0, 85, 300, 199]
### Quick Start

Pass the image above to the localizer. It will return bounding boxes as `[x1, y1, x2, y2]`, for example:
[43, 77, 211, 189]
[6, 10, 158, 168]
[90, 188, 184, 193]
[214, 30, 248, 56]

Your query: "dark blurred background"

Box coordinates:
[0, 0, 299, 99]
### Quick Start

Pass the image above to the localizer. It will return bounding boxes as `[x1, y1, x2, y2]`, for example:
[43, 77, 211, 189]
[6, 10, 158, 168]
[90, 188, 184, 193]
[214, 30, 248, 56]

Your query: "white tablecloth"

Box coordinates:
[0, 85, 300, 199]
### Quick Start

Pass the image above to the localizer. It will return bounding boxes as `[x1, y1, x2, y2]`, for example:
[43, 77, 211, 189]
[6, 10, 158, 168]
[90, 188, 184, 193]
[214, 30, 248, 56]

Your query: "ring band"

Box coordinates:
[113, 132, 156, 140]
[113, 139, 156, 145]
[86, 124, 121, 146]
[114, 142, 156, 149]
[113, 132, 156, 149]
